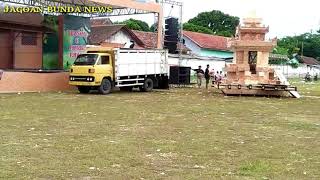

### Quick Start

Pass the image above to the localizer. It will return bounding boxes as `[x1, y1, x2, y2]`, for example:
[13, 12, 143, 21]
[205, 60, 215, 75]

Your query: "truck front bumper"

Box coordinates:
[69, 75, 101, 86]
[69, 81, 100, 86]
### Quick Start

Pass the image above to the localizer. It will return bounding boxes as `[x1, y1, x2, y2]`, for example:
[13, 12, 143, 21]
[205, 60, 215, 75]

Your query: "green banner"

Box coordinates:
[63, 15, 91, 70]
[42, 15, 59, 70]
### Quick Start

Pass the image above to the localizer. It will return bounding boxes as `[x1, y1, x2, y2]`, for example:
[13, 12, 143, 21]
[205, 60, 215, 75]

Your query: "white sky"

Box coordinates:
[1, 0, 319, 38]
[178, 0, 320, 38]
[112, 0, 320, 38]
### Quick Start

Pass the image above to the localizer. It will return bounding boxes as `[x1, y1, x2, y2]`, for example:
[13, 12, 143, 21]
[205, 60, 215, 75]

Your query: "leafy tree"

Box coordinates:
[277, 36, 301, 58]
[116, 18, 151, 32]
[183, 23, 214, 34]
[186, 10, 240, 37]
[272, 47, 289, 56]
[150, 23, 157, 32]
[277, 32, 320, 61]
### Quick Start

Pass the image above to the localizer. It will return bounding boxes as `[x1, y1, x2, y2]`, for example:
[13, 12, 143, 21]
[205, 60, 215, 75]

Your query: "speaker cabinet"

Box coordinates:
[169, 66, 191, 84]
[164, 17, 179, 54]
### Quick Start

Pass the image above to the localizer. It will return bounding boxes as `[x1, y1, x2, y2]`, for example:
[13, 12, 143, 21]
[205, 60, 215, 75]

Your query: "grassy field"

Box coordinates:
[1, 80, 320, 179]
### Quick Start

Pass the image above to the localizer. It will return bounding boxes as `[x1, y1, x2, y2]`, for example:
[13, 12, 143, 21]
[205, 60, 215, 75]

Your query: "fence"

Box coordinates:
[271, 64, 320, 78]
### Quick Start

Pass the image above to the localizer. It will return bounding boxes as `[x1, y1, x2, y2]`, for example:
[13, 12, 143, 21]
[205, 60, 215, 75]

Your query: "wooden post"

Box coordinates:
[58, 15, 64, 70]
[157, 11, 163, 49]
[10, 30, 15, 69]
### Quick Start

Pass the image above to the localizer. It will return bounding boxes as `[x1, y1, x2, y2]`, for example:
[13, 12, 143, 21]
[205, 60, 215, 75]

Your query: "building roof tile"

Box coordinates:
[90, 18, 113, 27]
[131, 30, 190, 52]
[301, 56, 320, 65]
[88, 25, 125, 44]
[131, 30, 158, 48]
[183, 31, 230, 51]
[0, 12, 43, 27]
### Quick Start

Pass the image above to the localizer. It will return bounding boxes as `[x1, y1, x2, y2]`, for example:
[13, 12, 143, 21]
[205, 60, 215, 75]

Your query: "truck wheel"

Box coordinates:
[141, 78, 154, 92]
[78, 86, 91, 94]
[98, 78, 112, 94]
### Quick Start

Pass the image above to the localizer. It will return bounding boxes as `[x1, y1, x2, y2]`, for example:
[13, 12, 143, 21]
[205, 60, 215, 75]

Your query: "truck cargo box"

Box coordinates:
[115, 49, 169, 78]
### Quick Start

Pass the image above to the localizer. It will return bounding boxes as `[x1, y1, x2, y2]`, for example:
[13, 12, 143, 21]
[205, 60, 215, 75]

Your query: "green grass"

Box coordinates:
[0, 81, 320, 179]
[239, 160, 273, 176]
[290, 78, 320, 97]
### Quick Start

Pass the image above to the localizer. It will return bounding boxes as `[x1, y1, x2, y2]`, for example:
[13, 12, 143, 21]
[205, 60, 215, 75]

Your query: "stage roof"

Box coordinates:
[0, 0, 161, 17]
[0, 0, 164, 48]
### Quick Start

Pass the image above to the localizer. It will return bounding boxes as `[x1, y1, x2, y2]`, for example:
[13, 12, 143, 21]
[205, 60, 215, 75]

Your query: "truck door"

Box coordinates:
[97, 55, 113, 80]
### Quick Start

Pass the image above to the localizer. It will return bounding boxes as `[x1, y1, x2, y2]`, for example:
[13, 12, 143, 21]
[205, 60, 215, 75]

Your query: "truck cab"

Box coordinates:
[69, 47, 115, 94]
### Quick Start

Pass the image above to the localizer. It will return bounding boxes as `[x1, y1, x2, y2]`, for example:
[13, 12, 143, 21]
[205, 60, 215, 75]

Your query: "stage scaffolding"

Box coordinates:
[0, 0, 156, 16]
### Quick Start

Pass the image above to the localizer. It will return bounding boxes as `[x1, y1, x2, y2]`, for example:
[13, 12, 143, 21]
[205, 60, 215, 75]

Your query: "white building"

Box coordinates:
[168, 54, 229, 75]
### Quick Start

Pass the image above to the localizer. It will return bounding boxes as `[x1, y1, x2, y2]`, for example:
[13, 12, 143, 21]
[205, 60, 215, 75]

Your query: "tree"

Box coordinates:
[272, 47, 289, 56]
[116, 18, 151, 32]
[150, 23, 157, 32]
[186, 10, 240, 37]
[277, 32, 320, 61]
[183, 23, 214, 34]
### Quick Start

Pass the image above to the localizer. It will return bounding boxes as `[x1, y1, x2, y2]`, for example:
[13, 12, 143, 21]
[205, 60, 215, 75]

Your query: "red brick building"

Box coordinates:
[0, 13, 52, 70]
[0, 13, 73, 93]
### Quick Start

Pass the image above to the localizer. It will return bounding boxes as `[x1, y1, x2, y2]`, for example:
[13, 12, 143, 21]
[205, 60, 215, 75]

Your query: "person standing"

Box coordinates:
[193, 66, 205, 88]
[205, 64, 211, 89]
[215, 71, 219, 85]
[210, 68, 215, 85]
[217, 71, 223, 85]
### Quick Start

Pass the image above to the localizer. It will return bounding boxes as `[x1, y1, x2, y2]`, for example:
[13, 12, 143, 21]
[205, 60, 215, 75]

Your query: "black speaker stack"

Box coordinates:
[169, 66, 191, 85]
[164, 17, 179, 54]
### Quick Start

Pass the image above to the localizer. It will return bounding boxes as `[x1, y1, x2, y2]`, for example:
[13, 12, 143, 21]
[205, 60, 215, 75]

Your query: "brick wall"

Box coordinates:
[0, 31, 12, 69]
[0, 71, 75, 93]
[14, 32, 43, 69]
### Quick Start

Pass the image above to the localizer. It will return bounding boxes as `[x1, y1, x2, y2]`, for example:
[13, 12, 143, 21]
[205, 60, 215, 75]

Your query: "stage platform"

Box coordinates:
[0, 70, 75, 93]
[217, 84, 299, 98]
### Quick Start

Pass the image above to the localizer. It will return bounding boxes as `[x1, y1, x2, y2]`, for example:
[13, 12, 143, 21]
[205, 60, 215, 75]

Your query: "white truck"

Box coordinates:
[69, 47, 169, 94]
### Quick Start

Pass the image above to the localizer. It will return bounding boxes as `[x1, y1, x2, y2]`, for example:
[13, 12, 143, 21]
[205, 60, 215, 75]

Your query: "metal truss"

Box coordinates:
[159, 0, 183, 49]
[0, 0, 154, 17]
[160, 0, 182, 6]
[158, 0, 184, 85]
[98, 8, 151, 17]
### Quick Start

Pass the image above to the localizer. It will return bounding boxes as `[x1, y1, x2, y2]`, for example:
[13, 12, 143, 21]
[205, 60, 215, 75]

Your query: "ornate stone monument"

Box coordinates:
[220, 15, 299, 97]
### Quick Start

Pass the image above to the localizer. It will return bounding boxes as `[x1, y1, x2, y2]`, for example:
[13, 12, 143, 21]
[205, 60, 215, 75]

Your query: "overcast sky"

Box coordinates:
[175, 0, 320, 38]
[1, 0, 319, 38]
[118, 0, 320, 38]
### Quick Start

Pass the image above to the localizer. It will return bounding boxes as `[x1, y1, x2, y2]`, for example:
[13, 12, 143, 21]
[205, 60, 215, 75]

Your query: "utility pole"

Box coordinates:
[301, 41, 304, 57]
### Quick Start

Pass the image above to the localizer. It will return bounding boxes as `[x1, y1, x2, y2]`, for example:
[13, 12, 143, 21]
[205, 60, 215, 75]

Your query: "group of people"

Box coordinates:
[305, 72, 318, 82]
[193, 65, 224, 89]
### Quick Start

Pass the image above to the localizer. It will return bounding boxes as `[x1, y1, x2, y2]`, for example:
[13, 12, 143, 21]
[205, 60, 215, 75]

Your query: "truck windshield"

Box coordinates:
[74, 54, 98, 65]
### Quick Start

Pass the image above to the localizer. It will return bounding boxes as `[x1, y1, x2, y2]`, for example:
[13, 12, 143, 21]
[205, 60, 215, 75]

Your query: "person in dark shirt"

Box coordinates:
[193, 65, 204, 88]
[205, 64, 210, 89]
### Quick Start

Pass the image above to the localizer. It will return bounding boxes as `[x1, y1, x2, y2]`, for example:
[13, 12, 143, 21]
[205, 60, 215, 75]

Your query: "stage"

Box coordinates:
[217, 84, 299, 98]
[0, 70, 74, 93]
